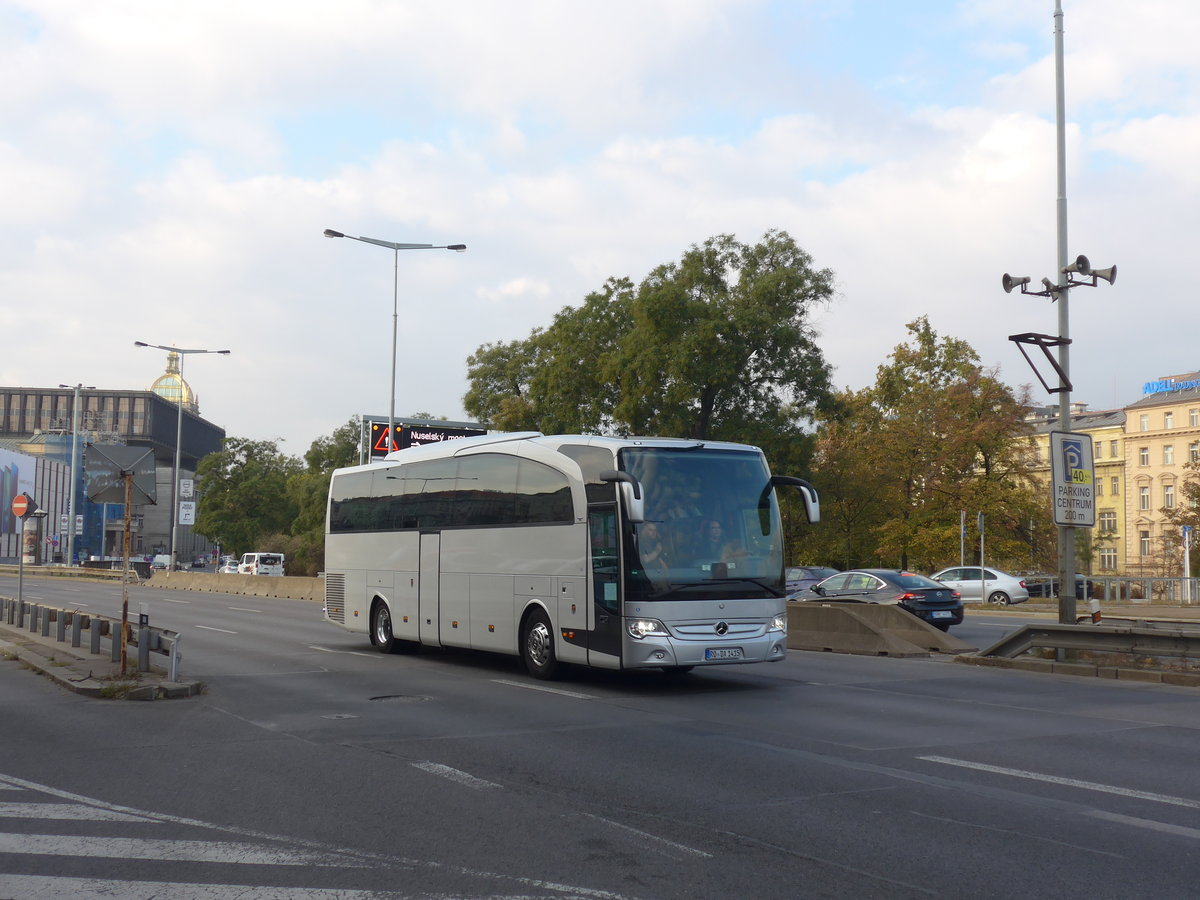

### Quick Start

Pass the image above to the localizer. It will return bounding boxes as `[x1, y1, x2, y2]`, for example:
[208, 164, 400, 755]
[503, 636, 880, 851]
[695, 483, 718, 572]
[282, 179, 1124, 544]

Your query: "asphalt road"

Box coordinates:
[3, 573, 1200, 899]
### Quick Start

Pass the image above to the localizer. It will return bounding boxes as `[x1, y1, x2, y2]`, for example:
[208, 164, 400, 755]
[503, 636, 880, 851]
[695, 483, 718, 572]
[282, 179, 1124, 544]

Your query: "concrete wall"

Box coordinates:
[148, 570, 321, 601]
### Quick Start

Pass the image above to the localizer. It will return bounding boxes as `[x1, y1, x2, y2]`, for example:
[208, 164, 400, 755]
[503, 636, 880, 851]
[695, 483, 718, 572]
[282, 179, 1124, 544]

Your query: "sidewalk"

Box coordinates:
[0, 617, 201, 700]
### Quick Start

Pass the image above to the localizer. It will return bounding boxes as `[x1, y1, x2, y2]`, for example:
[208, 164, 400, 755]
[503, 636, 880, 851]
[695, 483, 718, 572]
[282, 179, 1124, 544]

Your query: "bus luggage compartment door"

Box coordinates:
[419, 533, 441, 647]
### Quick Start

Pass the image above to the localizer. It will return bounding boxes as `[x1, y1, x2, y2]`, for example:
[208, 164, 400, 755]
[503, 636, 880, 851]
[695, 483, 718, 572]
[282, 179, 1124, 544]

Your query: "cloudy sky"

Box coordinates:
[2, 0, 1196, 454]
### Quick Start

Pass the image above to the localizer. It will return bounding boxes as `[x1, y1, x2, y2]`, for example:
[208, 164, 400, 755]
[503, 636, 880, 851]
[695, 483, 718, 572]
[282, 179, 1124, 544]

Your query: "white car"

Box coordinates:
[930, 566, 1029, 606]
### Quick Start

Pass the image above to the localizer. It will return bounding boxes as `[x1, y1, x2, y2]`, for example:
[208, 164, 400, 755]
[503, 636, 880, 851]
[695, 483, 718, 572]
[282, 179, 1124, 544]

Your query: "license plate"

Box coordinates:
[705, 647, 744, 661]
[931, 610, 953, 619]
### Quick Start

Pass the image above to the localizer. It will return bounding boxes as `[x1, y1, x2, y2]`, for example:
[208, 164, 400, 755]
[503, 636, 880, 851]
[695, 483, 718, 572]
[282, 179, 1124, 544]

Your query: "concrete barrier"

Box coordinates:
[147, 570, 320, 601]
[787, 602, 976, 657]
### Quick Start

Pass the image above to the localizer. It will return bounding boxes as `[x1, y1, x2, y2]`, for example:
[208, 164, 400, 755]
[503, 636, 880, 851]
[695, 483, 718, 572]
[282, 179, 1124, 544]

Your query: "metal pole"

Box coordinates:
[67, 384, 81, 567]
[389, 246, 398, 454]
[170, 353, 184, 572]
[1053, 0, 1076, 625]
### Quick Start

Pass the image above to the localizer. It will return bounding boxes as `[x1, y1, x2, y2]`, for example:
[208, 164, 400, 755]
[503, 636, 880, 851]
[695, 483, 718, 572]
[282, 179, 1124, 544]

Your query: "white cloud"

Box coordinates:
[2, 0, 1199, 450]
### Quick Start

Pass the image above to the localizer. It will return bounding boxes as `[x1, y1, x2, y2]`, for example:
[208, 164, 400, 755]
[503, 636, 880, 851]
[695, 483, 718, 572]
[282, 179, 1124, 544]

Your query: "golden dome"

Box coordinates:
[150, 351, 200, 415]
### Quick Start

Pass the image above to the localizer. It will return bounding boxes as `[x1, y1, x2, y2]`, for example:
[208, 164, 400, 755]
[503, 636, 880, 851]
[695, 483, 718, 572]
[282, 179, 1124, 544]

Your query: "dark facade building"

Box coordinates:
[0, 353, 226, 564]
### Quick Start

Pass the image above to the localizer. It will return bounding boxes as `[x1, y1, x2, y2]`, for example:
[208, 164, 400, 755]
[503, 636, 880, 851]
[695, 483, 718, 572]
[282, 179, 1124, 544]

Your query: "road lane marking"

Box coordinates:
[0, 772, 638, 900]
[0, 833, 370, 866]
[494, 679, 596, 700]
[0, 802, 155, 822]
[581, 812, 712, 859]
[195, 625, 237, 634]
[228, 606, 261, 613]
[919, 756, 1200, 809]
[308, 645, 380, 659]
[156, 597, 190, 604]
[411, 762, 501, 790]
[0, 878, 408, 899]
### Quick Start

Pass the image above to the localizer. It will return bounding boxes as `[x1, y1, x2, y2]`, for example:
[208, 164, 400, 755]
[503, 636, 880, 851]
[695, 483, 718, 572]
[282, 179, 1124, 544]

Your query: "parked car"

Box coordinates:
[930, 566, 1029, 606]
[786, 565, 839, 595]
[1023, 574, 1095, 600]
[792, 569, 963, 631]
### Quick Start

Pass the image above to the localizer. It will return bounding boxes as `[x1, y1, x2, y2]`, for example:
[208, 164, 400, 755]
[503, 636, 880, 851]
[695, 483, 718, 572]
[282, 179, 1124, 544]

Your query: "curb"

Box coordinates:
[0, 630, 202, 700]
[954, 653, 1200, 686]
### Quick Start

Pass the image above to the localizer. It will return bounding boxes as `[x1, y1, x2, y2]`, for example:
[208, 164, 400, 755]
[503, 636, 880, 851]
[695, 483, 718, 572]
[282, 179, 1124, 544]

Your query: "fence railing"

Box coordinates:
[1025, 576, 1200, 605]
[0, 596, 182, 680]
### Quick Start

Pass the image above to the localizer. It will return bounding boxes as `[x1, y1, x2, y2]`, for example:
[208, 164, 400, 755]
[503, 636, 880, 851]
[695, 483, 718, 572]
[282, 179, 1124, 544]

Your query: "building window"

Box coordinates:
[1140, 530, 1152, 556]
[1165, 412, 1174, 429]
[1191, 409, 1199, 427]
[1139, 447, 1150, 466]
[1111, 476, 1120, 495]
[1140, 486, 1151, 510]
[1165, 445, 1175, 465]
[1099, 511, 1117, 532]
[1110, 439, 1118, 457]
[1140, 414, 1150, 431]
[1164, 484, 1176, 508]
[1098, 548, 1117, 571]
[1096, 479, 1104, 496]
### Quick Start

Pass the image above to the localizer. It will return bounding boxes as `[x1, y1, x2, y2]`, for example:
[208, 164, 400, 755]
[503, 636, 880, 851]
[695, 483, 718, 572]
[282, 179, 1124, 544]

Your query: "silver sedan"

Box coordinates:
[929, 566, 1030, 606]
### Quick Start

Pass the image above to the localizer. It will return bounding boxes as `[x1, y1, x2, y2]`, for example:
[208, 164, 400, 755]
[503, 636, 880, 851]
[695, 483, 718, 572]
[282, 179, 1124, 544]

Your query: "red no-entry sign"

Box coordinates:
[11, 493, 37, 520]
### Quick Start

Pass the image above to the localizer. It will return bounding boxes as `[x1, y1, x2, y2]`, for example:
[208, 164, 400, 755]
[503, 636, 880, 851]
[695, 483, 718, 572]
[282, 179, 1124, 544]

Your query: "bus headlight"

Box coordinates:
[770, 613, 787, 632]
[627, 618, 669, 640]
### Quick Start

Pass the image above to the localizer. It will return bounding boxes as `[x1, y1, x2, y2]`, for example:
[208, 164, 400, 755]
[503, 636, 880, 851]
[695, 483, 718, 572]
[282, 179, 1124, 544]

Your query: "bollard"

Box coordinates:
[45, 608, 55, 640]
[1088, 598, 1101, 624]
[57, 610, 67, 643]
[71, 613, 82, 648]
[16, 601, 25, 629]
[137, 627, 150, 673]
[28, 605, 39, 634]
[90, 619, 102, 655]
[111, 622, 121, 663]
[167, 633, 182, 683]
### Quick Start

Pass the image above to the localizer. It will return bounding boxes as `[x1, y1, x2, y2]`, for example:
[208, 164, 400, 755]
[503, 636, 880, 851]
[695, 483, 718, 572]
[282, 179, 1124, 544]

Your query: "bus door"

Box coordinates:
[419, 532, 441, 647]
[588, 506, 622, 665]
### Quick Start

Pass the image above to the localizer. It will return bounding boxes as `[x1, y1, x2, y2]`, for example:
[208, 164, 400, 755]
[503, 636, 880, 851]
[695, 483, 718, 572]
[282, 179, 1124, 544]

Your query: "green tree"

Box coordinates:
[463, 231, 835, 440]
[194, 438, 303, 556]
[798, 318, 1042, 572]
[285, 417, 364, 576]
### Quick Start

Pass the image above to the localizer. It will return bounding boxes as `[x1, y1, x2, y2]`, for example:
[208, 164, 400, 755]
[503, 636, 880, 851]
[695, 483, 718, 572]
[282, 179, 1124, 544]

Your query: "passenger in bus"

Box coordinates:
[693, 519, 731, 561]
[638, 521, 671, 584]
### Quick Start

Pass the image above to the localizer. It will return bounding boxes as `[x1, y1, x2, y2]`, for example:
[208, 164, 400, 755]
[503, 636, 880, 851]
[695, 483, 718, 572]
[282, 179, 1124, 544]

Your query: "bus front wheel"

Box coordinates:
[522, 609, 559, 680]
[371, 601, 398, 654]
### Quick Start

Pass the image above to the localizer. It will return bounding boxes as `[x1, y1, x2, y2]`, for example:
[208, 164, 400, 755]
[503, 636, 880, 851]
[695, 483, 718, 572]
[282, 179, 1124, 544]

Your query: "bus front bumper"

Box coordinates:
[623, 632, 787, 669]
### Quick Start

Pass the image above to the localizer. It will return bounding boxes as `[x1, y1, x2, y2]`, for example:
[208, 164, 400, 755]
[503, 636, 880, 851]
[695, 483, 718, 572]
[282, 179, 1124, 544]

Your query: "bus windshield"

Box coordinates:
[620, 447, 784, 602]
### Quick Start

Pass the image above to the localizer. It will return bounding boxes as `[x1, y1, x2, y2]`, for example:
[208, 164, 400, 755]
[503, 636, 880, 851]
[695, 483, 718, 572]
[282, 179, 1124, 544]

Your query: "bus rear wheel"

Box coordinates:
[522, 608, 559, 680]
[372, 602, 398, 654]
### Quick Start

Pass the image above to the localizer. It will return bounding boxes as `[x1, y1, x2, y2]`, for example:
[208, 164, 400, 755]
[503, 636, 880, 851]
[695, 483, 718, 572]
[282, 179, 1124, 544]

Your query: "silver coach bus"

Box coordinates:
[323, 432, 818, 678]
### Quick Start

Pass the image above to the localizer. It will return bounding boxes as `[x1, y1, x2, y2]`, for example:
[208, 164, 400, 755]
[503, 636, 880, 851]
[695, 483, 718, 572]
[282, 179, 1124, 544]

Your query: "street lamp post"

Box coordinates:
[323, 229, 466, 454]
[134, 342, 231, 571]
[57, 383, 95, 566]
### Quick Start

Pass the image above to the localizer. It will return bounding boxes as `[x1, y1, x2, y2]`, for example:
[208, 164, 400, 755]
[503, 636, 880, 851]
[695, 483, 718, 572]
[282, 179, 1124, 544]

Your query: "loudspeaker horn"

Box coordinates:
[1062, 254, 1091, 276]
[1002, 273, 1031, 294]
[1091, 265, 1116, 285]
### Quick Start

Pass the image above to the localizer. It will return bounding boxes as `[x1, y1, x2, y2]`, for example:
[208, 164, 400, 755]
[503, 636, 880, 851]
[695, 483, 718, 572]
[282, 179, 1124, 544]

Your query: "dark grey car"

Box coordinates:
[792, 568, 964, 631]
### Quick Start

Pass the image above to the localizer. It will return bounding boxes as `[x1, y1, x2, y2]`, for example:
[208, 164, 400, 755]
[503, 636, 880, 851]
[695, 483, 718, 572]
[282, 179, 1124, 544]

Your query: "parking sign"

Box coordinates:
[1050, 431, 1095, 527]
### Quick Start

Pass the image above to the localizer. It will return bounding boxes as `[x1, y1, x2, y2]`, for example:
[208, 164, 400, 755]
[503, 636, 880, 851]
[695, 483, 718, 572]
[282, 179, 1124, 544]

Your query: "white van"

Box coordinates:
[238, 552, 285, 576]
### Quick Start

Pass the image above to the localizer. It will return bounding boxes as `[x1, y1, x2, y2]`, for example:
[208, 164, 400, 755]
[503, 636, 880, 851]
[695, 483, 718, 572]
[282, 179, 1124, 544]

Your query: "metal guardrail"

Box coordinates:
[977, 619, 1200, 662]
[0, 596, 182, 681]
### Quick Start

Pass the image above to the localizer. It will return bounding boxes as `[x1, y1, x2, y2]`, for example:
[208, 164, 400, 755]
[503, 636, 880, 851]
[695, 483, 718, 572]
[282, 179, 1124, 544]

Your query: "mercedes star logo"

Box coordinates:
[715, 621, 729, 635]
